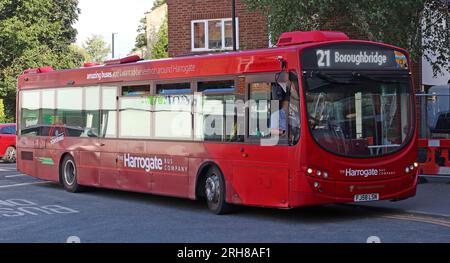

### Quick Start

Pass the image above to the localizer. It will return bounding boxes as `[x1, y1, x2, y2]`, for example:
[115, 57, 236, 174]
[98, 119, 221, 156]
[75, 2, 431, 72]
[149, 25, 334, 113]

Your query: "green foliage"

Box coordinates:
[133, 17, 148, 53]
[151, 17, 169, 59]
[244, 0, 449, 75]
[83, 34, 111, 63]
[70, 44, 93, 62]
[0, 0, 82, 121]
[0, 99, 5, 123]
[152, 0, 166, 11]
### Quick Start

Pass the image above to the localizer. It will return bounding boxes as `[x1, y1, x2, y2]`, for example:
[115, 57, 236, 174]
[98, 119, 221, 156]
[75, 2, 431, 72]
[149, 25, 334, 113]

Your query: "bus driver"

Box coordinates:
[270, 99, 289, 137]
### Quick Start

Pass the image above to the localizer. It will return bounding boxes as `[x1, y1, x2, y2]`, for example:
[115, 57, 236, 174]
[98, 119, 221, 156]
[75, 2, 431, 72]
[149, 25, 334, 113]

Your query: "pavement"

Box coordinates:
[0, 162, 449, 243]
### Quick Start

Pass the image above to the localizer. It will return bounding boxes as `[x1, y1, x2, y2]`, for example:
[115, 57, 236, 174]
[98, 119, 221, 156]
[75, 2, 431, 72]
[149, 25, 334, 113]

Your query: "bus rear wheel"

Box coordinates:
[204, 167, 233, 215]
[61, 155, 84, 193]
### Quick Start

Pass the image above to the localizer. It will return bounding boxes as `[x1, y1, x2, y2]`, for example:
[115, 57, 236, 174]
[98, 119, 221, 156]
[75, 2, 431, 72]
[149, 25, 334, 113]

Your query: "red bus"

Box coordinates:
[17, 31, 418, 214]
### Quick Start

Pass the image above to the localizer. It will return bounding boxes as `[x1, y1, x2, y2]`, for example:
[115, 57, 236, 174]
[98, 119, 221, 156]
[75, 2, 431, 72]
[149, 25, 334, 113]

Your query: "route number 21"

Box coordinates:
[317, 49, 331, 67]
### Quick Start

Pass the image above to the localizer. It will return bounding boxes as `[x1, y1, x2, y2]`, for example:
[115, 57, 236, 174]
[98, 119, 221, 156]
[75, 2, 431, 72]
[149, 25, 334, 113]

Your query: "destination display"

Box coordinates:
[301, 44, 409, 70]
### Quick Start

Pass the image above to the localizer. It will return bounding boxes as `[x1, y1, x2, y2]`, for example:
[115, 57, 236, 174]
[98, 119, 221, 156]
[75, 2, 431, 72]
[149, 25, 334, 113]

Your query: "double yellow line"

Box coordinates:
[350, 205, 450, 228]
[382, 213, 450, 228]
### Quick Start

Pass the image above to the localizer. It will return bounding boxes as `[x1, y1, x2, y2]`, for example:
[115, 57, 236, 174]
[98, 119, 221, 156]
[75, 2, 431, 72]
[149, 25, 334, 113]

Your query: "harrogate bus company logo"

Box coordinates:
[341, 168, 396, 178]
[121, 154, 188, 174]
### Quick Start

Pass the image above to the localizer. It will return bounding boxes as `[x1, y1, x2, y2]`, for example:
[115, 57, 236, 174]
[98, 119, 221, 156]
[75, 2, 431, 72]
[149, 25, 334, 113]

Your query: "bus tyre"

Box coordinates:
[205, 167, 233, 215]
[3, 146, 16, 163]
[61, 155, 83, 193]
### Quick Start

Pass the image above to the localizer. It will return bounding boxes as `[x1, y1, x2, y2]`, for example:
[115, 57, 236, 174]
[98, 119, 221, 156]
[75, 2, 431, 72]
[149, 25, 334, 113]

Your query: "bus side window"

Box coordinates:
[247, 72, 299, 146]
[55, 88, 84, 137]
[289, 72, 301, 145]
[118, 80, 152, 139]
[249, 82, 272, 139]
[101, 87, 118, 138]
[195, 80, 244, 143]
[154, 83, 193, 140]
[20, 90, 41, 136]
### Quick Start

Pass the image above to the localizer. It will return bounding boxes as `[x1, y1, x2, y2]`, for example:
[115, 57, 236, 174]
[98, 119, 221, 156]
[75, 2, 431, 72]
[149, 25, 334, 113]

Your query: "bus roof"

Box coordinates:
[18, 31, 408, 90]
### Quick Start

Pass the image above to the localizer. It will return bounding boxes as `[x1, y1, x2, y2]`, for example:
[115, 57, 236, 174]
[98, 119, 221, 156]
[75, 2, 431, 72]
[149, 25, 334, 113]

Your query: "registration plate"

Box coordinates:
[354, 193, 380, 202]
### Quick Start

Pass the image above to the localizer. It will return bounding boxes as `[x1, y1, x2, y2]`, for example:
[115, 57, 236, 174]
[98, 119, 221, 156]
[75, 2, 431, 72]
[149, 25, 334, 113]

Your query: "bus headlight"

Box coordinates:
[405, 167, 410, 173]
[307, 168, 314, 175]
[414, 162, 419, 168]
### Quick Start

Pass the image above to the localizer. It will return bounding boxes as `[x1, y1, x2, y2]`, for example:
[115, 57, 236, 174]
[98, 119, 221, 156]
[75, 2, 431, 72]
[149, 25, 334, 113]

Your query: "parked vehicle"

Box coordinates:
[0, 124, 16, 163]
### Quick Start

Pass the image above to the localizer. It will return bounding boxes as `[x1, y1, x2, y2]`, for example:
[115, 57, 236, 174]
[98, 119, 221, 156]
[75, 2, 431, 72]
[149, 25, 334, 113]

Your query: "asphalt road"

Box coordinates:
[0, 162, 449, 243]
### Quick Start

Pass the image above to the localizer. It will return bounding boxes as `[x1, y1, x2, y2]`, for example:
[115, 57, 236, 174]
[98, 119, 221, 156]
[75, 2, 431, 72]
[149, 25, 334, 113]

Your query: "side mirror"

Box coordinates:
[272, 83, 286, 101]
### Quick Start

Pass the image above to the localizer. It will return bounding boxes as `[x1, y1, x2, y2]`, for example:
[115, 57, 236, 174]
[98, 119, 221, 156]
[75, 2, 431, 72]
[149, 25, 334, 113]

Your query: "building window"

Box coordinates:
[191, 18, 239, 52]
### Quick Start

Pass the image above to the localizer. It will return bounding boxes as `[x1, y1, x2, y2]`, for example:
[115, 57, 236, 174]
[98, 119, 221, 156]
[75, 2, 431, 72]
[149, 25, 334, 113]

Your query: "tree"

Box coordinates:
[244, 0, 449, 76]
[152, 0, 166, 11]
[151, 17, 169, 59]
[0, 99, 5, 123]
[70, 44, 93, 62]
[0, 0, 82, 120]
[82, 34, 111, 63]
[132, 17, 148, 56]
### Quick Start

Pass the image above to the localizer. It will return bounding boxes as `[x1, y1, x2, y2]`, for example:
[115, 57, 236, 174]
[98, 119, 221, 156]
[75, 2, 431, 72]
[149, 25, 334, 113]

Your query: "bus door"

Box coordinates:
[418, 85, 450, 175]
[230, 73, 299, 208]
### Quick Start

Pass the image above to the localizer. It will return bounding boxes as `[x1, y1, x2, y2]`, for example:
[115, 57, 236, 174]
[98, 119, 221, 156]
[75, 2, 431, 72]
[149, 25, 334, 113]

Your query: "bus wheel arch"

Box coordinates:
[195, 161, 233, 215]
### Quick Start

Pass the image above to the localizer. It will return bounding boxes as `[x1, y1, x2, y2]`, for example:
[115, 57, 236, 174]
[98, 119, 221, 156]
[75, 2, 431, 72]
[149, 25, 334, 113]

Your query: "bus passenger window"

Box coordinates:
[20, 90, 41, 136]
[119, 97, 151, 138]
[85, 87, 101, 137]
[157, 83, 191, 94]
[154, 83, 193, 140]
[56, 88, 84, 137]
[249, 82, 273, 139]
[195, 80, 244, 142]
[41, 89, 56, 127]
[101, 87, 117, 138]
[122, 85, 150, 96]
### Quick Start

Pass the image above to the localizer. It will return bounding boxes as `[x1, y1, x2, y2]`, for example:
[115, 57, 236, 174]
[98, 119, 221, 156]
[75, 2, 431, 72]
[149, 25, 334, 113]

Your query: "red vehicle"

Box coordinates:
[0, 124, 16, 163]
[417, 85, 450, 176]
[16, 31, 418, 214]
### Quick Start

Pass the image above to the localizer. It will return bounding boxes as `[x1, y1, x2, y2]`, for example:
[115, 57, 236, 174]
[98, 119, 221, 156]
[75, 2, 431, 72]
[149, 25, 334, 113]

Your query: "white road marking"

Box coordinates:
[0, 168, 17, 172]
[0, 182, 48, 189]
[4, 174, 25, 178]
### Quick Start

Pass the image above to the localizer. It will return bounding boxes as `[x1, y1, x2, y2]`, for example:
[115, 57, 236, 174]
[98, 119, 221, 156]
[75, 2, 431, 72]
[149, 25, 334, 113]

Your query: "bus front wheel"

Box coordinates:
[61, 155, 84, 193]
[3, 146, 16, 163]
[205, 167, 233, 215]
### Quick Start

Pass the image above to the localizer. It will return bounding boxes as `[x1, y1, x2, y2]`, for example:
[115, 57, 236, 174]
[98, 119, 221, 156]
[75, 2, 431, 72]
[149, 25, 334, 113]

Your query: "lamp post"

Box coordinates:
[232, 0, 237, 51]
[112, 33, 118, 58]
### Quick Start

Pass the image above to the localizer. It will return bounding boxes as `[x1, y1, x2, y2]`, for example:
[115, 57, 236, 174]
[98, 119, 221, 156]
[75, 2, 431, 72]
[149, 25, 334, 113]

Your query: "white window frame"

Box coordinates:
[191, 18, 239, 52]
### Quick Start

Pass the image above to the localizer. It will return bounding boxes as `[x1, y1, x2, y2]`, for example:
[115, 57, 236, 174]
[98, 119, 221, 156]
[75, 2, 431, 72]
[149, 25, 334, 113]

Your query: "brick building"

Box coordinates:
[166, 1, 429, 90]
[167, 0, 268, 57]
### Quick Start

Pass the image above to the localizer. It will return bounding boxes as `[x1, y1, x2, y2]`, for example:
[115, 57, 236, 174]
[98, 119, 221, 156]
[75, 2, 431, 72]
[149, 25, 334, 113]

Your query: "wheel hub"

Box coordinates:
[64, 161, 76, 186]
[7, 148, 15, 162]
[205, 175, 220, 203]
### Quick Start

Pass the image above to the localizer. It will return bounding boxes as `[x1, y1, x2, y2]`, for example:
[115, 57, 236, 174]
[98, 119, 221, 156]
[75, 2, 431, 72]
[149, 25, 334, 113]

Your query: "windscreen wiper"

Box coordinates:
[352, 72, 407, 84]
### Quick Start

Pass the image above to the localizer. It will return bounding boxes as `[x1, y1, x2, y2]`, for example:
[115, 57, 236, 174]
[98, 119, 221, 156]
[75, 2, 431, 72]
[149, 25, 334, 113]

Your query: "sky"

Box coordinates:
[75, 0, 154, 59]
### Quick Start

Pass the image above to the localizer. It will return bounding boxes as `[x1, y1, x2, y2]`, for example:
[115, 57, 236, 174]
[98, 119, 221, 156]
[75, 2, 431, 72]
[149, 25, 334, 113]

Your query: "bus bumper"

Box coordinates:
[290, 173, 418, 207]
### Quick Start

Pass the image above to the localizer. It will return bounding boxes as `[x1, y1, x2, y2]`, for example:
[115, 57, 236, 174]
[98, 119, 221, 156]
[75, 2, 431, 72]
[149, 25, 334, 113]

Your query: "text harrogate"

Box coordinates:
[335, 51, 388, 66]
[345, 168, 379, 178]
[124, 154, 163, 172]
